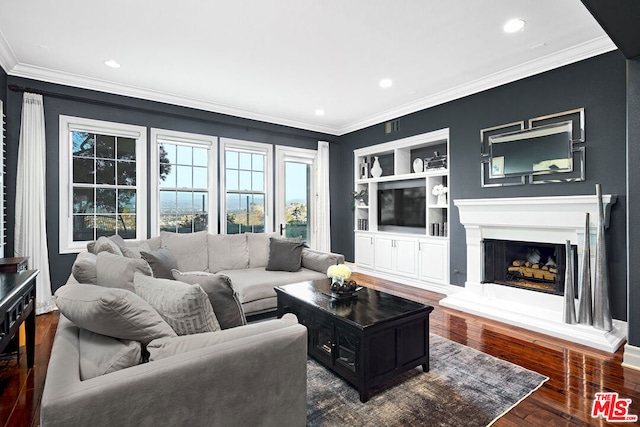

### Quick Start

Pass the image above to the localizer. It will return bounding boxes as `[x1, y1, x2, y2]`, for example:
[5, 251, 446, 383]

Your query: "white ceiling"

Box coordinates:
[0, 1, 614, 136]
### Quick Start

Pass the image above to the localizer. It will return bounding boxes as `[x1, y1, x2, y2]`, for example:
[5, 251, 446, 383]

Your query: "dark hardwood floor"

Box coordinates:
[2, 272, 640, 426]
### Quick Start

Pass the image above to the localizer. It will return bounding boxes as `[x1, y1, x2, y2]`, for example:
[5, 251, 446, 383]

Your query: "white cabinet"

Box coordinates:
[354, 233, 374, 268]
[418, 240, 448, 284]
[352, 128, 450, 290]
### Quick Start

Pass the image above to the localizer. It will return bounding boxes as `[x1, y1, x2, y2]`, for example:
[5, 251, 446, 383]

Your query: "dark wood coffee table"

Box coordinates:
[276, 279, 434, 402]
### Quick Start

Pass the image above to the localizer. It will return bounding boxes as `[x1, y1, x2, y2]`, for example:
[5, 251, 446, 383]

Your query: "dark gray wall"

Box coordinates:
[3, 76, 337, 290]
[333, 51, 628, 321]
[627, 58, 640, 346]
[0, 66, 6, 102]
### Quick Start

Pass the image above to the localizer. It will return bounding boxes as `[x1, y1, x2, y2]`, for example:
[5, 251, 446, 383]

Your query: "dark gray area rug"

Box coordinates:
[307, 334, 548, 427]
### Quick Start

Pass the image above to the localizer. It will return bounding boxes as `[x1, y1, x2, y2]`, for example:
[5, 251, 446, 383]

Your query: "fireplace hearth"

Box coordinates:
[482, 239, 577, 296]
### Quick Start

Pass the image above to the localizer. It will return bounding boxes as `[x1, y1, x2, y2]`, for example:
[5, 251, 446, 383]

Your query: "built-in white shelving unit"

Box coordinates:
[353, 128, 450, 291]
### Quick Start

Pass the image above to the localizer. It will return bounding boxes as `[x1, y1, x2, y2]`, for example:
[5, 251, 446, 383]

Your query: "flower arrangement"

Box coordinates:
[327, 264, 352, 280]
[432, 184, 448, 196]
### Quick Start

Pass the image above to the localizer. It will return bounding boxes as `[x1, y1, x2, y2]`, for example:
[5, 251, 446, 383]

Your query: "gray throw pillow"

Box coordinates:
[140, 248, 178, 279]
[96, 252, 152, 292]
[265, 237, 305, 272]
[171, 270, 246, 329]
[72, 251, 98, 284]
[92, 236, 124, 256]
[79, 329, 142, 380]
[53, 283, 176, 345]
[134, 273, 221, 336]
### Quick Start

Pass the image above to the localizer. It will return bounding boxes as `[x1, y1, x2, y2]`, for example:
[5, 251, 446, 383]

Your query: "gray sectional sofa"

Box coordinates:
[66, 231, 345, 316]
[42, 312, 308, 426]
[41, 231, 345, 426]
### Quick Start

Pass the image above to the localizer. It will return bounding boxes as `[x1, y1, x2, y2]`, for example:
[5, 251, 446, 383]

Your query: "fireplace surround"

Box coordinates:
[441, 195, 626, 352]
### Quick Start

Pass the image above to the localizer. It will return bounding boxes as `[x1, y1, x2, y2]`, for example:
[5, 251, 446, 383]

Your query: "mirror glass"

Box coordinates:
[488, 121, 573, 178]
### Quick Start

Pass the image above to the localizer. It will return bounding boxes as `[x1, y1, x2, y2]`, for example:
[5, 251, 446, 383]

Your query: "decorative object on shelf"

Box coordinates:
[593, 184, 613, 331]
[563, 240, 577, 325]
[360, 158, 369, 179]
[578, 212, 593, 325]
[430, 222, 447, 237]
[326, 264, 357, 298]
[432, 184, 448, 205]
[370, 156, 383, 178]
[412, 158, 424, 173]
[350, 188, 369, 209]
[425, 151, 447, 169]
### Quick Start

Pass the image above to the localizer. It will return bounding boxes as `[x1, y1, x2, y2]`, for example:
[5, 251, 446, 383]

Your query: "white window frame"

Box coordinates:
[150, 128, 218, 236]
[275, 145, 317, 244]
[59, 115, 147, 253]
[220, 138, 273, 234]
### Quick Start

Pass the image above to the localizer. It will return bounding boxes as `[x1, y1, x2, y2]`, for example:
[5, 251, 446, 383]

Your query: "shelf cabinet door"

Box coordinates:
[419, 240, 448, 283]
[355, 234, 375, 268]
[394, 238, 419, 278]
[374, 236, 394, 273]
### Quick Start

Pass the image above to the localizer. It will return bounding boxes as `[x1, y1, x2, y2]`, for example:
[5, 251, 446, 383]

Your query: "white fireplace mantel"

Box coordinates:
[441, 195, 626, 353]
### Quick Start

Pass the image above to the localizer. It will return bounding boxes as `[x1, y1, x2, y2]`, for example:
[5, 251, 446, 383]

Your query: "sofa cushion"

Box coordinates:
[220, 267, 327, 304]
[120, 242, 151, 259]
[92, 236, 124, 256]
[208, 234, 249, 272]
[301, 248, 343, 273]
[96, 252, 152, 292]
[140, 248, 178, 279]
[161, 230, 209, 272]
[266, 238, 304, 272]
[134, 274, 221, 335]
[246, 232, 279, 268]
[72, 251, 98, 285]
[146, 313, 298, 361]
[53, 283, 176, 345]
[124, 236, 162, 251]
[172, 270, 246, 329]
[79, 329, 142, 380]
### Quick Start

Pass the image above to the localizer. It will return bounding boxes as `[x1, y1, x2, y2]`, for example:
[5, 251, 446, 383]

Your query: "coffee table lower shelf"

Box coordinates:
[276, 283, 433, 402]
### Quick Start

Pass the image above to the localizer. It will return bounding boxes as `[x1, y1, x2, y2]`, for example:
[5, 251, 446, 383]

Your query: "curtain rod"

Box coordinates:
[7, 84, 328, 140]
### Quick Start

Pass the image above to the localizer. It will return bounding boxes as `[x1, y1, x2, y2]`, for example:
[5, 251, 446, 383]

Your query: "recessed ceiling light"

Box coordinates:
[379, 79, 393, 89]
[503, 18, 525, 33]
[104, 59, 121, 69]
[315, 109, 325, 116]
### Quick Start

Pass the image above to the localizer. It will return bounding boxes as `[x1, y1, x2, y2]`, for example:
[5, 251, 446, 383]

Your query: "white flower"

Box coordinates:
[327, 264, 352, 280]
[432, 184, 448, 196]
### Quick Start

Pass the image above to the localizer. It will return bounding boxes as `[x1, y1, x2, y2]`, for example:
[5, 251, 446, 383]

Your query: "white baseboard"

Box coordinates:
[623, 344, 640, 371]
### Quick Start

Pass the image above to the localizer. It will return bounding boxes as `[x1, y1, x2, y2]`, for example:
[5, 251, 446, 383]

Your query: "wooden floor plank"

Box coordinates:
[1, 272, 639, 426]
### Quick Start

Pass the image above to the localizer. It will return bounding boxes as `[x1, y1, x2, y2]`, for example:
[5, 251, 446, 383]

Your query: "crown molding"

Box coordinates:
[0, 30, 18, 73]
[337, 36, 617, 135]
[6, 63, 342, 136]
[2, 36, 616, 136]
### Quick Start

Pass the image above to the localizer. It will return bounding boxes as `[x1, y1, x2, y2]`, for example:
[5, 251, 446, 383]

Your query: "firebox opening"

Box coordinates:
[482, 239, 578, 296]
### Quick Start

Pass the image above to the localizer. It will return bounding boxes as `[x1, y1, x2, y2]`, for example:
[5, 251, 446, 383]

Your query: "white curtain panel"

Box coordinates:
[315, 141, 331, 252]
[15, 93, 54, 314]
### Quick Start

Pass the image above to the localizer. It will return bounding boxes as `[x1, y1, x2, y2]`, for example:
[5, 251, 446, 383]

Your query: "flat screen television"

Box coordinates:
[378, 181, 426, 229]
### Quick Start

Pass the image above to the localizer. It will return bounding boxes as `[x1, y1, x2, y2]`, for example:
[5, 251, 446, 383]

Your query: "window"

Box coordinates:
[150, 129, 218, 235]
[59, 116, 147, 253]
[220, 138, 273, 234]
[275, 146, 317, 245]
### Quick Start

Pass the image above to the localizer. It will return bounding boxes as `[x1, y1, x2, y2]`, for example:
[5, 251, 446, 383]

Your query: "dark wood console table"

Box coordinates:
[276, 279, 433, 402]
[0, 270, 38, 367]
